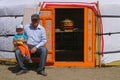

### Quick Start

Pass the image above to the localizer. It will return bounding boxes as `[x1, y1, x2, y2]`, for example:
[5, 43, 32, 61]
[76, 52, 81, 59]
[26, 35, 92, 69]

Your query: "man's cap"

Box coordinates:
[16, 24, 23, 28]
[31, 14, 39, 20]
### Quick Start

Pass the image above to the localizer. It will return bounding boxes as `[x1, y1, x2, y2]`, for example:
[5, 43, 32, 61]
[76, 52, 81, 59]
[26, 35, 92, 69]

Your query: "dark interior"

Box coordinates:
[55, 8, 84, 61]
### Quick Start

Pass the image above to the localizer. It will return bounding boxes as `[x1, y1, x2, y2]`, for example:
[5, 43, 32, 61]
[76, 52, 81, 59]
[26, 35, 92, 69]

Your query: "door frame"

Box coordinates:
[41, 6, 96, 67]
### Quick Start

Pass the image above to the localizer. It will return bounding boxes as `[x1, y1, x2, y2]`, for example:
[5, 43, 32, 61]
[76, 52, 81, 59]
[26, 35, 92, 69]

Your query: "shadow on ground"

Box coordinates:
[8, 63, 39, 74]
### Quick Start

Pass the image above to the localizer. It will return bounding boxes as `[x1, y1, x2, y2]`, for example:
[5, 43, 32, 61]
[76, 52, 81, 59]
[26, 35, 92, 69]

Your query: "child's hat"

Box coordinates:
[16, 24, 23, 28]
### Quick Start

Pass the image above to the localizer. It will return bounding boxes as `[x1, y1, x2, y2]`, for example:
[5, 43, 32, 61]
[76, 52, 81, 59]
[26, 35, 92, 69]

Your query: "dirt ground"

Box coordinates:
[0, 64, 120, 80]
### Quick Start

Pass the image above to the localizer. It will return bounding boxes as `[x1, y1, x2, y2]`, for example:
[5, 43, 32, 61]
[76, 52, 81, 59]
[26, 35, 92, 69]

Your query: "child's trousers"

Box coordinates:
[17, 44, 30, 57]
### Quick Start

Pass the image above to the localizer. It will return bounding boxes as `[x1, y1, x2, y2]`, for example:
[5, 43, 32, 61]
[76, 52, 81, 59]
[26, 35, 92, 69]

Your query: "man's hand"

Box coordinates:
[30, 47, 37, 54]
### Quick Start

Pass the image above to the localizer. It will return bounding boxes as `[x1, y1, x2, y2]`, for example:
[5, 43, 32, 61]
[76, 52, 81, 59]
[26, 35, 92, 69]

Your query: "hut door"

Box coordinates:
[55, 8, 84, 61]
[40, 8, 55, 64]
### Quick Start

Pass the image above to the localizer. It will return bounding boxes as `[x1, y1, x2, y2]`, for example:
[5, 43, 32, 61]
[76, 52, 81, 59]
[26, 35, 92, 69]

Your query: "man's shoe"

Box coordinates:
[16, 70, 28, 75]
[37, 71, 47, 76]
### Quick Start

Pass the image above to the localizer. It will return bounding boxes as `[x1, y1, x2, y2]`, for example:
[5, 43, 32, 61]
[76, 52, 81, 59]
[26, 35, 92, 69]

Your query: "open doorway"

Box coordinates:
[55, 8, 84, 61]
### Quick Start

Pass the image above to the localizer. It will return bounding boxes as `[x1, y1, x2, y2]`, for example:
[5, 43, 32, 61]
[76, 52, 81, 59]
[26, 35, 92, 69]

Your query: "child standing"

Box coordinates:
[13, 24, 32, 63]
